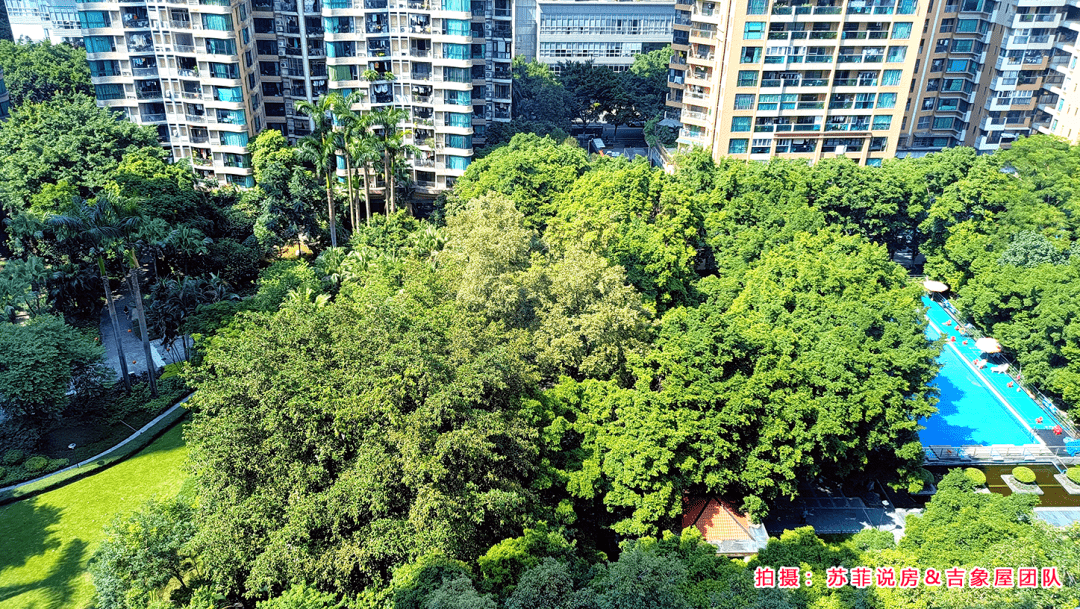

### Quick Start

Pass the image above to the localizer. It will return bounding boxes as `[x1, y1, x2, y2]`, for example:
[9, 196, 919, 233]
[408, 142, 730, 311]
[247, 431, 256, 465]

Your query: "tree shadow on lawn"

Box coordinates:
[0, 498, 88, 609]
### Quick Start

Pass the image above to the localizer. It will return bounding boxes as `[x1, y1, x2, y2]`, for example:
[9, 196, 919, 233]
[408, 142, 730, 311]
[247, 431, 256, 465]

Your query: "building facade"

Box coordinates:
[79, 0, 512, 191]
[666, 0, 1080, 163]
[5, 0, 80, 42]
[515, 0, 675, 72]
[0, 67, 9, 119]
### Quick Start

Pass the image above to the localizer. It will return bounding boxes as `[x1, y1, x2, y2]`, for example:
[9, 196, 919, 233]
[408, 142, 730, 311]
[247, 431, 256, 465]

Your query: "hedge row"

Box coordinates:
[0, 397, 191, 506]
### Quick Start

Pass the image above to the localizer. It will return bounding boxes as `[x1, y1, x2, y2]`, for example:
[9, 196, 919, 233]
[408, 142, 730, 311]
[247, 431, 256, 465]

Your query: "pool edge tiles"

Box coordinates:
[920, 297, 1046, 448]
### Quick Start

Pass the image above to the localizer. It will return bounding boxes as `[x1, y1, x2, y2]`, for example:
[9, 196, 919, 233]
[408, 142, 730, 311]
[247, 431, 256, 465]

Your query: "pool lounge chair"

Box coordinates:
[991, 364, 1009, 373]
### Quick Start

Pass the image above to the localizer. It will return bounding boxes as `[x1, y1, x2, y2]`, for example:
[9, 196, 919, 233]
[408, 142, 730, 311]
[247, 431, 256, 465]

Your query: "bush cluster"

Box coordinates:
[1068, 466, 1080, 485]
[23, 455, 49, 473]
[1012, 466, 1037, 484]
[963, 467, 986, 486]
[2, 449, 24, 466]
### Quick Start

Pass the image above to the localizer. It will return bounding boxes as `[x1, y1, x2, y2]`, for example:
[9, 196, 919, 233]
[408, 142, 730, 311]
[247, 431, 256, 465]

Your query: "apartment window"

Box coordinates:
[930, 59, 944, 72]
[926, 78, 940, 91]
[886, 46, 906, 62]
[867, 158, 882, 167]
[85, 36, 115, 53]
[744, 22, 765, 39]
[206, 38, 237, 55]
[921, 97, 934, 110]
[729, 139, 749, 153]
[855, 93, 876, 109]
[933, 116, 954, 129]
[257, 40, 278, 55]
[956, 19, 979, 32]
[872, 115, 892, 130]
[254, 18, 274, 34]
[882, 69, 902, 85]
[947, 59, 969, 72]
[877, 92, 896, 108]
[202, 14, 232, 31]
[445, 112, 471, 127]
[741, 47, 762, 63]
[892, 22, 912, 39]
[953, 39, 975, 53]
[747, 0, 767, 13]
[94, 83, 125, 100]
[935, 38, 949, 53]
[78, 10, 110, 28]
[917, 116, 930, 129]
[737, 70, 759, 86]
[734, 94, 755, 109]
[260, 61, 280, 76]
[732, 116, 752, 132]
[758, 94, 779, 110]
[209, 62, 240, 79]
[939, 19, 955, 33]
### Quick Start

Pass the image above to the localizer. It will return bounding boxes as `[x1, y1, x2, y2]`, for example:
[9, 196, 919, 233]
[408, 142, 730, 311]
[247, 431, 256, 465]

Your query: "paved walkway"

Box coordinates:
[99, 290, 165, 380]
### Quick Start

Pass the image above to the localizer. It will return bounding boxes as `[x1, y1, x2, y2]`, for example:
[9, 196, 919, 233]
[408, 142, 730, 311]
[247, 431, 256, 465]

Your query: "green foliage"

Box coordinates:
[256, 584, 344, 609]
[477, 524, 579, 594]
[417, 574, 496, 609]
[643, 115, 677, 147]
[1067, 466, 1080, 484]
[0, 39, 92, 106]
[388, 554, 475, 609]
[0, 94, 160, 213]
[1012, 466, 1037, 484]
[510, 56, 573, 129]
[22, 455, 48, 472]
[1, 449, 20, 465]
[0, 314, 108, 423]
[963, 467, 986, 486]
[89, 496, 200, 609]
[998, 230, 1066, 267]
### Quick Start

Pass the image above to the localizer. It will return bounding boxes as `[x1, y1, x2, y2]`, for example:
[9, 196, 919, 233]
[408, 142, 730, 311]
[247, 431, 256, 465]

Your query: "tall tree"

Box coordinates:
[330, 90, 369, 229]
[371, 106, 419, 216]
[0, 39, 92, 106]
[294, 95, 340, 247]
[47, 196, 138, 392]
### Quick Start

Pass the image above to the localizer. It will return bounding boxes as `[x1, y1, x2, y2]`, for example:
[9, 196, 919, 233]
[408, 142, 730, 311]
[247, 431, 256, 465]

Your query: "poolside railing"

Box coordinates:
[924, 444, 1080, 465]
[925, 292, 1080, 441]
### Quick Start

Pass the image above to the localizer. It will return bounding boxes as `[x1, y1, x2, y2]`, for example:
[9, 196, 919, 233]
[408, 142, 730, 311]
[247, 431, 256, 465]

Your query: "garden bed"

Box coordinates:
[1001, 474, 1044, 495]
[1054, 473, 1080, 495]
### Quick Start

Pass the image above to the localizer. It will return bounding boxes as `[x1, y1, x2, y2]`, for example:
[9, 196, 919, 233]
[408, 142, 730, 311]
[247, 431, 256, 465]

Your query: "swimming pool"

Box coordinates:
[920, 297, 1050, 446]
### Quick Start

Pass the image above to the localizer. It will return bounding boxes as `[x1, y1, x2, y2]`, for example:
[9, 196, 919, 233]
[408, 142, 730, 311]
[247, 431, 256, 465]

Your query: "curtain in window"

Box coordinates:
[210, 63, 238, 78]
[94, 84, 125, 100]
[956, 19, 978, 32]
[445, 19, 469, 35]
[881, 69, 902, 85]
[445, 90, 470, 105]
[443, 0, 468, 11]
[330, 65, 354, 81]
[734, 94, 754, 109]
[876, 92, 896, 108]
[446, 112, 471, 127]
[446, 134, 471, 149]
[217, 109, 246, 124]
[220, 131, 249, 146]
[933, 117, 954, 129]
[206, 38, 237, 55]
[443, 43, 469, 59]
[872, 115, 892, 129]
[446, 155, 470, 170]
[90, 60, 120, 77]
[731, 117, 751, 132]
[328, 42, 354, 57]
[216, 86, 244, 102]
[79, 11, 110, 28]
[891, 22, 912, 38]
[444, 67, 469, 82]
[86, 36, 114, 53]
[202, 14, 232, 30]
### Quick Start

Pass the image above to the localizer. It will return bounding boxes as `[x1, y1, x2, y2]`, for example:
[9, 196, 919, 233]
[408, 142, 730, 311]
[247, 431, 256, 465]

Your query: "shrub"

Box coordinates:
[1068, 467, 1080, 485]
[2, 449, 24, 466]
[963, 467, 986, 486]
[1012, 466, 1037, 484]
[23, 455, 49, 473]
[0, 466, 6, 480]
[47, 458, 69, 472]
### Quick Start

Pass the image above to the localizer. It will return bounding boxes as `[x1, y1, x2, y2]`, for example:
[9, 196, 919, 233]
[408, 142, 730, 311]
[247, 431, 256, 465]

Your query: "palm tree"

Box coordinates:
[124, 247, 158, 397]
[371, 106, 420, 215]
[294, 95, 340, 247]
[333, 93, 382, 224]
[48, 196, 137, 393]
[330, 90, 366, 231]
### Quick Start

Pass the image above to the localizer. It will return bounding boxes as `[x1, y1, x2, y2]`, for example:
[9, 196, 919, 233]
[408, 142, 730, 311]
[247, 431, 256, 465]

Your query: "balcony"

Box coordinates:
[137, 88, 163, 100]
[140, 113, 167, 122]
[123, 18, 150, 28]
[185, 113, 207, 122]
[132, 67, 158, 77]
[168, 19, 191, 28]
[189, 133, 209, 143]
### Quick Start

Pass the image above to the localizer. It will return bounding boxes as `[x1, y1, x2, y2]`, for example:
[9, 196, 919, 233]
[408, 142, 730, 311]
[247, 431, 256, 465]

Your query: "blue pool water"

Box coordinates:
[920, 297, 1055, 446]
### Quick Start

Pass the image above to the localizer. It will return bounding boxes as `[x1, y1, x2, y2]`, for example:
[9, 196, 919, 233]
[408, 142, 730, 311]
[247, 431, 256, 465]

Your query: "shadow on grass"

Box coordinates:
[0, 499, 61, 575]
[0, 538, 88, 609]
[0, 498, 88, 609]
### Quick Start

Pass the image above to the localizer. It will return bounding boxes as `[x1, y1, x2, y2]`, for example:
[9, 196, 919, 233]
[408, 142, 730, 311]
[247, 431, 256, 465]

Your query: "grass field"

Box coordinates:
[0, 423, 189, 609]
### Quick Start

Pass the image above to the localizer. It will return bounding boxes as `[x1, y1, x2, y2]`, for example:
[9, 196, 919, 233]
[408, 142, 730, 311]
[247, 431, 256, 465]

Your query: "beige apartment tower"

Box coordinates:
[668, 0, 928, 165]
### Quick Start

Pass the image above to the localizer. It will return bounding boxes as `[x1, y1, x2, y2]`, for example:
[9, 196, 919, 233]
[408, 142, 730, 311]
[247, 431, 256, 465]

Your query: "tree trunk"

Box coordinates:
[100, 257, 132, 393]
[384, 148, 393, 215]
[127, 252, 158, 398]
[344, 153, 356, 233]
[325, 172, 337, 248]
[362, 164, 373, 225]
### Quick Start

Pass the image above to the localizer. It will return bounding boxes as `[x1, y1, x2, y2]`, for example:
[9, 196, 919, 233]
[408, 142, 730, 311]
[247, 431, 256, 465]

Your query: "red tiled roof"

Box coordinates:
[684, 497, 755, 543]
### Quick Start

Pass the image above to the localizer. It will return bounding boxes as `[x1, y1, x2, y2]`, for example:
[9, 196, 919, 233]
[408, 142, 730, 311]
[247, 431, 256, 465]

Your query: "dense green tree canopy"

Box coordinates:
[0, 39, 92, 106]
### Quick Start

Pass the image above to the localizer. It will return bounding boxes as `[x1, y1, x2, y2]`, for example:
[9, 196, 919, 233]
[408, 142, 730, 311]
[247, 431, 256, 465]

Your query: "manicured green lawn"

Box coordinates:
[0, 423, 189, 609]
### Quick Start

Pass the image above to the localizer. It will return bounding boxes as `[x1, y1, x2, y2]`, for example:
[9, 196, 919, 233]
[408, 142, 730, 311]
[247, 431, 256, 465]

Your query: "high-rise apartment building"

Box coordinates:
[666, 0, 1080, 163]
[514, 0, 675, 72]
[6, 0, 80, 42]
[79, 0, 512, 192]
[667, 0, 927, 165]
